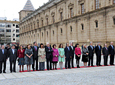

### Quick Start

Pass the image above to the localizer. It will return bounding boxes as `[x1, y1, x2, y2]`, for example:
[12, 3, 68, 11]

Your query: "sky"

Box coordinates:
[0, 0, 48, 20]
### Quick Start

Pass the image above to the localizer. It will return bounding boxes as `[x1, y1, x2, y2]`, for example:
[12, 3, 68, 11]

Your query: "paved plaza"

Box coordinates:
[0, 54, 115, 85]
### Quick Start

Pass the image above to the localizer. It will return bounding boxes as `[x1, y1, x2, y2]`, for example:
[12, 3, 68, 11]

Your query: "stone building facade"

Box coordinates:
[19, 0, 115, 46]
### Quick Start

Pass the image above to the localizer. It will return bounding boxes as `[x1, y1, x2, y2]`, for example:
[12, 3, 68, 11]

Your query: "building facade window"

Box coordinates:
[81, 4, 84, 14]
[113, 17, 115, 25]
[47, 31, 48, 36]
[95, 20, 98, 28]
[6, 29, 11, 32]
[95, 0, 99, 9]
[37, 20, 39, 28]
[42, 20, 43, 26]
[81, 24, 84, 30]
[46, 18, 48, 25]
[42, 32, 43, 37]
[70, 8, 73, 18]
[60, 12, 63, 21]
[70, 26, 72, 32]
[61, 28, 63, 33]
[53, 30, 54, 35]
[52, 16, 55, 23]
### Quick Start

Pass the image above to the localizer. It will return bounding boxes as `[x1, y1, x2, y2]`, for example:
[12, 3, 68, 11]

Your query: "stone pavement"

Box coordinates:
[0, 54, 115, 85]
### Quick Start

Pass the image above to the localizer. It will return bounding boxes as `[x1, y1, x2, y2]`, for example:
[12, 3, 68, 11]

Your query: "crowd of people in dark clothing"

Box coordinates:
[0, 41, 114, 73]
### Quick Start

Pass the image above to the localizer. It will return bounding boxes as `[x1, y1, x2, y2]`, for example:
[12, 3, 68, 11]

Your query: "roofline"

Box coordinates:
[0, 20, 19, 23]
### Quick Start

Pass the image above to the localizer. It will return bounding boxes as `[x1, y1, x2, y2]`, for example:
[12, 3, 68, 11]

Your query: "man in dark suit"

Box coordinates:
[108, 42, 115, 65]
[69, 42, 75, 68]
[0, 45, 8, 73]
[45, 43, 53, 70]
[8, 45, 17, 73]
[95, 42, 102, 66]
[65, 43, 71, 69]
[32, 42, 39, 71]
[102, 44, 109, 66]
[88, 42, 94, 66]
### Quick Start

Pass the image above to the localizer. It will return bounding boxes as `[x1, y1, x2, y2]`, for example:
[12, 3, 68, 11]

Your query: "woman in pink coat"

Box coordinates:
[52, 44, 59, 70]
[75, 43, 81, 68]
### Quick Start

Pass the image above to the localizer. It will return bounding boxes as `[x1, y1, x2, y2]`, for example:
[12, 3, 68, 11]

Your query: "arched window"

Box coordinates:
[61, 28, 63, 33]
[81, 24, 84, 30]
[95, 20, 98, 28]
[70, 26, 72, 32]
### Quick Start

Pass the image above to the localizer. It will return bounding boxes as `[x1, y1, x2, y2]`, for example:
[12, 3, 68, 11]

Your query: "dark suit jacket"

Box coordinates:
[8, 49, 17, 62]
[88, 45, 94, 57]
[0, 49, 8, 62]
[32, 46, 39, 59]
[69, 46, 74, 57]
[45, 46, 53, 59]
[64, 46, 71, 59]
[102, 47, 109, 56]
[95, 45, 102, 56]
[108, 45, 115, 55]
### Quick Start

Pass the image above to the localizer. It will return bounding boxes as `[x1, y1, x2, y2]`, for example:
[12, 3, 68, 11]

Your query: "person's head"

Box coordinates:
[111, 42, 113, 45]
[19, 45, 23, 49]
[70, 42, 73, 46]
[66, 43, 69, 47]
[105, 43, 107, 47]
[53, 44, 56, 49]
[90, 42, 93, 46]
[83, 44, 87, 48]
[7, 43, 10, 47]
[12, 45, 15, 49]
[97, 42, 101, 46]
[59, 44, 63, 48]
[1, 45, 5, 49]
[33, 42, 37, 46]
[40, 43, 44, 48]
[76, 43, 79, 48]
[46, 42, 50, 47]
[27, 44, 31, 49]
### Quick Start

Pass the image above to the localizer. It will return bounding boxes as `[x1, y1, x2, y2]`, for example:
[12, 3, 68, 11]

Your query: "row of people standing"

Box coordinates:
[0, 41, 115, 73]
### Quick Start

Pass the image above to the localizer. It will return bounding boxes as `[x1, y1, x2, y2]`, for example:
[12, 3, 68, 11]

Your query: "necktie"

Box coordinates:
[68, 47, 70, 50]
[35, 46, 37, 51]
[106, 47, 107, 50]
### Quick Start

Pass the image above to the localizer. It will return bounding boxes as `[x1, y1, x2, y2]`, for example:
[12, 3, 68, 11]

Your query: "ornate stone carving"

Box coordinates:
[68, 3, 74, 9]
[59, 8, 63, 13]
[51, 12, 55, 17]
[78, 0, 85, 5]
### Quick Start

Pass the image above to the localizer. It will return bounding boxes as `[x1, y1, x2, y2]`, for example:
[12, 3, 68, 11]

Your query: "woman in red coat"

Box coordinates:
[18, 45, 25, 72]
[75, 43, 81, 68]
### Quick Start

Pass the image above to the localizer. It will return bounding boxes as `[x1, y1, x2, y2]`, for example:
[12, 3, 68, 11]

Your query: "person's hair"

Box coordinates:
[12, 45, 15, 47]
[75, 43, 79, 48]
[27, 44, 31, 49]
[53, 44, 56, 48]
[19, 45, 23, 49]
[83, 44, 87, 47]
[33, 42, 36, 45]
[40, 43, 44, 48]
[59, 44, 63, 48]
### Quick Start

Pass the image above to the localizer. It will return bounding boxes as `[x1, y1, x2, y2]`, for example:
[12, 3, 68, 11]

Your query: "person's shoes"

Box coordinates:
[88, 65, 90, 67]
[91, 65, 94, 67]
[77, 65, 80, 68]
[13, 71, 16, 73]
[3, 71, 6, 73]
[99, 65, 102, 66]
[0, 71, 2, 74]
[72, 66, 74, 68]
[55, 68, 57, 70]
[65, 67, 67, 69]
[10, 71, 12, 73]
